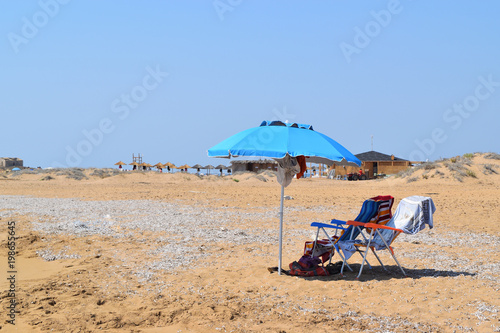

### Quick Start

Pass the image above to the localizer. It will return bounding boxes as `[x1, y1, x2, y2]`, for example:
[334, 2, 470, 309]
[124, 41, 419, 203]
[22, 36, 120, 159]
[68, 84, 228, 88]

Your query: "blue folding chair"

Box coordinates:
[310, 200, 380, 270]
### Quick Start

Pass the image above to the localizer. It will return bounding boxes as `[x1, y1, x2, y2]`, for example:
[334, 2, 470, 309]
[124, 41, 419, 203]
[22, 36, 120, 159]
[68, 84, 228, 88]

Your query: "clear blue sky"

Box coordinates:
[1, 1, 499, 168]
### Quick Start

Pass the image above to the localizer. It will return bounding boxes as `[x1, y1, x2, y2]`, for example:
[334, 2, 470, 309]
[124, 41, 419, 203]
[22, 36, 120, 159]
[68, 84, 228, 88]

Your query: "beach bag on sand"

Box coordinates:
[298, 255, 322, 268]
[288, 258, 329, 277]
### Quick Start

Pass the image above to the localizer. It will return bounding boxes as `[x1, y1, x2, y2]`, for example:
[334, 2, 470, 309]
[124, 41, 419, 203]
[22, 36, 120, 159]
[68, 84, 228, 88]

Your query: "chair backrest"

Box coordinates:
[393, 196, 436, 234]
[338, 199, 380, 242]
[372, 195, 436, 248]
[369, 195, 394, 226]
[371, 196, 411, 247]
[340, 195, 395, 243]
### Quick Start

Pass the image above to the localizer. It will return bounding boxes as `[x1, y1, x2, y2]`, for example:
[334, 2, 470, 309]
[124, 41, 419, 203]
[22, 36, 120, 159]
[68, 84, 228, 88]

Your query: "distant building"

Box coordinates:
[331, 151, 411, 178]
[356, 151, 410, 177]
[0, 157, 23, 169]
[231, 159, 278, 173]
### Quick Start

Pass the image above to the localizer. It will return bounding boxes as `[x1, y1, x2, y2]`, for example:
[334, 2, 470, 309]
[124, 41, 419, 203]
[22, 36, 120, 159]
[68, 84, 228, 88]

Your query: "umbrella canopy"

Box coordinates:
[12, 167, 21, 171]
[208, 120, 361, 275]
[215, 164, 227, 170]
[129, 162, 139, 166]
[164, 162, 175, 167]
[178, 164, 190, 169]
[114, 161, 126, 165]
[209, 120, 360, 165]
[154, 163, 164, 168]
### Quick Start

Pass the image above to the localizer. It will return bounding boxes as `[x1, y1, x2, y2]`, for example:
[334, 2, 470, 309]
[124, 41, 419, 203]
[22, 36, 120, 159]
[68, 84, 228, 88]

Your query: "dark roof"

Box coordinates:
[355, 151, 408, 162]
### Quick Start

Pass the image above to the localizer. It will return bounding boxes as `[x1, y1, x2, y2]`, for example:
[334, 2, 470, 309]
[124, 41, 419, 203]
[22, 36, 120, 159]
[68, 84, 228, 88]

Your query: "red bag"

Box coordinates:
[288, 261, 329, 277]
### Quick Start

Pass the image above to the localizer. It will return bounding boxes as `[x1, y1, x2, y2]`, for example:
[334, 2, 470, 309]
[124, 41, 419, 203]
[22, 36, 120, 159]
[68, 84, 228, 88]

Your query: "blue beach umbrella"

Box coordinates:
[208, 120, 361, 274]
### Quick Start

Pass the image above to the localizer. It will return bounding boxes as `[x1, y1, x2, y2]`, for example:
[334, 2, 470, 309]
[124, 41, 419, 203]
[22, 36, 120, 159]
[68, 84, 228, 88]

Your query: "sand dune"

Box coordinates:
[0, 154, 499, 332]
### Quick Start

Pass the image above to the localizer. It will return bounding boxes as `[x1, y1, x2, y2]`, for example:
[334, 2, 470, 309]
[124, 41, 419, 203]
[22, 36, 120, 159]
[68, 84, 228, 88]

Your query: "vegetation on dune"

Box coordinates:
[56, 168, 88, 181]
[463, 153, 475, 159]
[395, 153, 499, 183]
[89, 169, 120, 179]
[485, 152, 500, 160]
[483, 164, 498, 175]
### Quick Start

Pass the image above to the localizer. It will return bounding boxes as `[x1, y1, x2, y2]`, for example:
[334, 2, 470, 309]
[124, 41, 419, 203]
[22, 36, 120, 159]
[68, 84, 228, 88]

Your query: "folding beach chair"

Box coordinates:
[307, 196, 394, 271]
[341, 196, 436, 278]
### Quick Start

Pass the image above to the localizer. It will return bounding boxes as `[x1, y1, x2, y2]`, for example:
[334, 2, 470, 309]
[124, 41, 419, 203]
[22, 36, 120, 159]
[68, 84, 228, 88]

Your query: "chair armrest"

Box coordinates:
[363, 223, 403, 233]
[346, 220, 367, 227]
[330, 219, 346, 225]
[311, 222, 345, 230]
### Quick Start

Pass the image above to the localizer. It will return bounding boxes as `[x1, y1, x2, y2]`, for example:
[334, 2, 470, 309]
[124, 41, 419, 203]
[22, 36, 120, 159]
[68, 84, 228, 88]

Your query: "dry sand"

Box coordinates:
[0, 153, 499, 332]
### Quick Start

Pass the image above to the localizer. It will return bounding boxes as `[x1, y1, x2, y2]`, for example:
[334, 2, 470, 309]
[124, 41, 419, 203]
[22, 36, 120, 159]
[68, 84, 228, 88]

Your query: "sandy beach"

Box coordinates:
[1, 154, 499, 332]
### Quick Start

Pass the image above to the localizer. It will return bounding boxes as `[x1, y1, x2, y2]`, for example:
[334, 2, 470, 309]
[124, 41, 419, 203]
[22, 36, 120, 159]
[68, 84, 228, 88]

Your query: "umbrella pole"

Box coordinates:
[278, 184, 284, 275]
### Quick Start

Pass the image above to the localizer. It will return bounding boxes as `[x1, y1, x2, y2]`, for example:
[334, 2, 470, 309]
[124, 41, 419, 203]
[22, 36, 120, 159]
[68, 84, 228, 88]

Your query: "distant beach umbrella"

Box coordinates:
[129, 161, 139, 170]
[114, 161, 126, 165]
[154, 163, 164, 168]
[191, 164, 204, 173]
[208, 120, 360, 275]
[203, 164, 215, 175]
[215, 164, 227, 176]
[12, 167, 21, 171]
[139, 162, 152, 170]
[177, 164, 190, 172]
[163, 162, 175, 172]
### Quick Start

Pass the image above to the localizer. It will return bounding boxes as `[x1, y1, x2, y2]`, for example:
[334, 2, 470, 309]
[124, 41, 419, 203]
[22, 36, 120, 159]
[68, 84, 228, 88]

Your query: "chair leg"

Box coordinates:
[370, 247, 386, 271]
[389, 247, 406, 276]
[356, 245, 371, 279]
[356, 234, 374, 279]
[356, 249, 372, 269]
[374, 230, 406, 277]
[337, 245, 353, 275]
